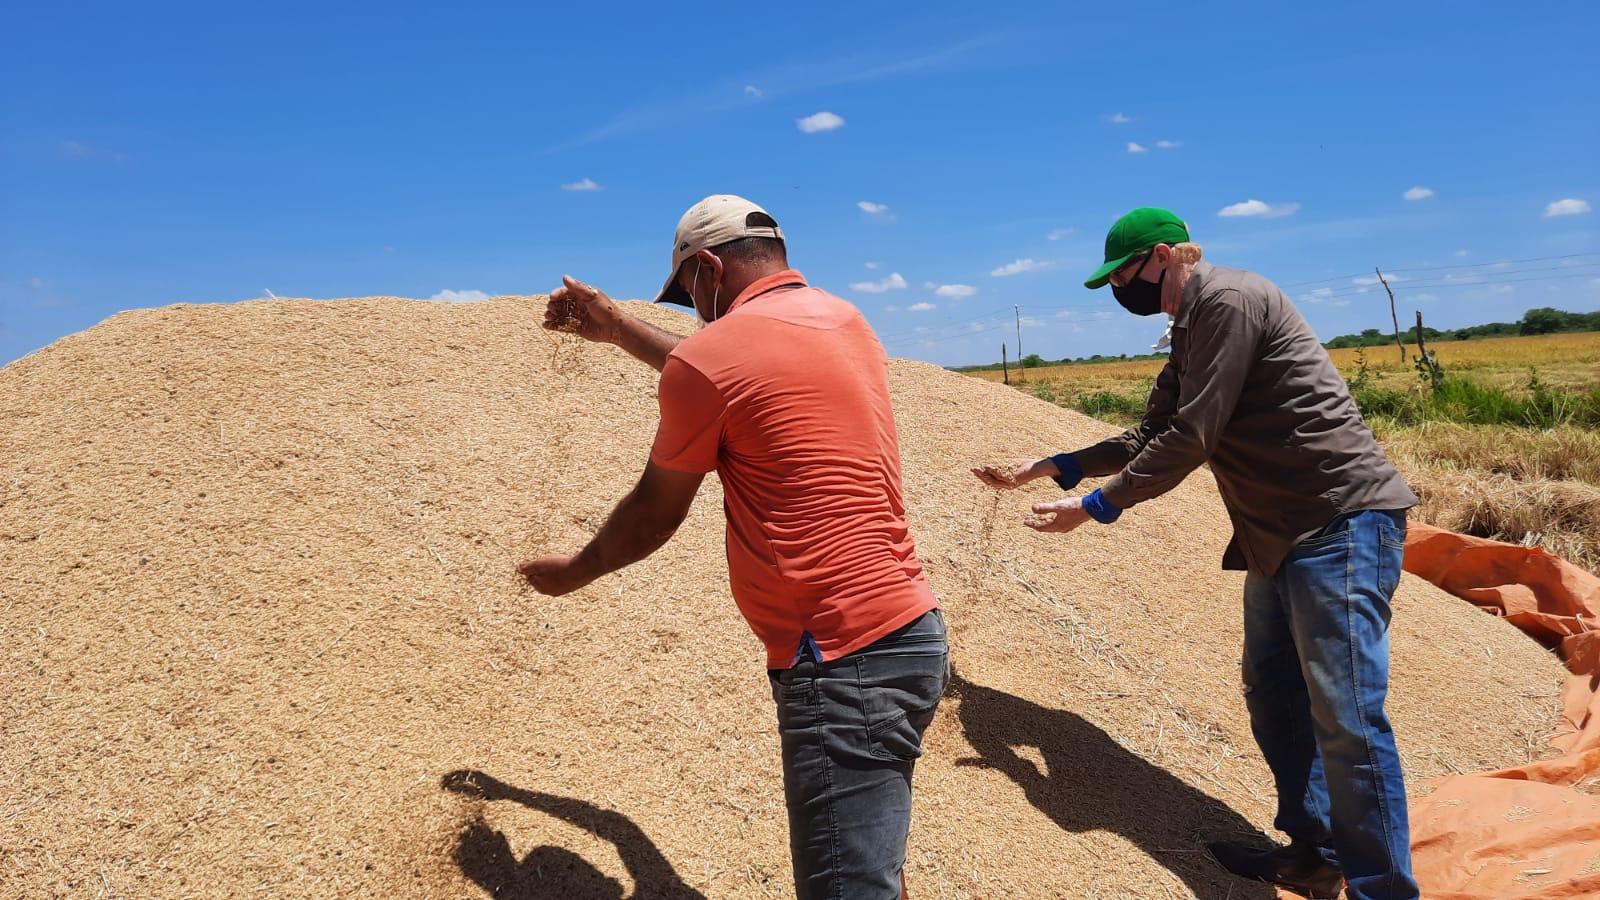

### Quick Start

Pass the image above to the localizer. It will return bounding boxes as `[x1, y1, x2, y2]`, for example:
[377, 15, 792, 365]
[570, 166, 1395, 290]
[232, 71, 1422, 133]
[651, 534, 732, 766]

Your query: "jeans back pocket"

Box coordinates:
[855, 653, 949, 762]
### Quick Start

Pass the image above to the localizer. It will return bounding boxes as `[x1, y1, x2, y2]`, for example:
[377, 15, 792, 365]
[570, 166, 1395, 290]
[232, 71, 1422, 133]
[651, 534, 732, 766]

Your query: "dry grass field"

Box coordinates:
[969, 332, 1600, 389]
[963, 332, 1600, 571]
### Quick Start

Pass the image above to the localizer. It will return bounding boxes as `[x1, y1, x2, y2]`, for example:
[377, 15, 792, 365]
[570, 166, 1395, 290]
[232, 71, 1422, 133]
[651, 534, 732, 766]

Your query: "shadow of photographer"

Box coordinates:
[441, 769, 706, 900]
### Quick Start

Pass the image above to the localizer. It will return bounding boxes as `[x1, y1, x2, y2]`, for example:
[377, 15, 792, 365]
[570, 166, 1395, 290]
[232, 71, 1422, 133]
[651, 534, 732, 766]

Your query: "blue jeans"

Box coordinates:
[1242, 510, 1418, 900]
[769, 610, 949, 900]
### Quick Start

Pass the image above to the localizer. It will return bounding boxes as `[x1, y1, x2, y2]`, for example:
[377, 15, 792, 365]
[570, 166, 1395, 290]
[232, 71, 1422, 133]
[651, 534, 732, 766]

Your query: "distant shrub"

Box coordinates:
[1355, 371, 1600, 429]
[1075, 390, 1145, 421]
[1352, 385, 1413, 421]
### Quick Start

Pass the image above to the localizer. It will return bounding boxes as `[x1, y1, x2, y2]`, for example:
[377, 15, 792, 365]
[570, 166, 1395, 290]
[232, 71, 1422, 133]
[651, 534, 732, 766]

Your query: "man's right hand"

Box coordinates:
[972, 458, 1055, 489]
[545, 275, 625, 344]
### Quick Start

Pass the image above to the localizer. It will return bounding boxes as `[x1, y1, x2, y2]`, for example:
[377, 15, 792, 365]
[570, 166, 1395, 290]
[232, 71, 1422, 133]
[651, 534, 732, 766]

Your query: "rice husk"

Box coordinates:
[0, 296, 1564, 898]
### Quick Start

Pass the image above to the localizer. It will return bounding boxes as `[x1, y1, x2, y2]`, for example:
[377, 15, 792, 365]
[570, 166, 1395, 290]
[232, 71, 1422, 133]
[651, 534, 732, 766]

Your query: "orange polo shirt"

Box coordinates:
[650, 269, 938, 668]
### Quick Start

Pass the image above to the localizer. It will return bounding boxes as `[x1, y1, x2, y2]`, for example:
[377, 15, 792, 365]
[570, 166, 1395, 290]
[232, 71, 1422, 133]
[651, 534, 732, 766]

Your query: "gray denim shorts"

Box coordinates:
[768, 609, 949, 900]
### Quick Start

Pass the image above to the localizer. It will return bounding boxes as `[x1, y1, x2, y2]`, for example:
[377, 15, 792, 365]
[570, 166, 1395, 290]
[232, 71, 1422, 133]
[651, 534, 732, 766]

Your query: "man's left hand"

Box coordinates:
[1026, 498, 1092, 534]
[518, 554, 590, 596]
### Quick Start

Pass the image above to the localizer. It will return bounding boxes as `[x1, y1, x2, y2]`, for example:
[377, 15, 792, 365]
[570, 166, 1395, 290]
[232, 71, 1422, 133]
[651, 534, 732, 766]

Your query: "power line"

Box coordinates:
[874, 253, 1600, 350]
[1275, 251, 1600, 289]
[1305, 265, 1600, 301]
[878, 266, 1599, 350]
[876, 302, 1117, 343]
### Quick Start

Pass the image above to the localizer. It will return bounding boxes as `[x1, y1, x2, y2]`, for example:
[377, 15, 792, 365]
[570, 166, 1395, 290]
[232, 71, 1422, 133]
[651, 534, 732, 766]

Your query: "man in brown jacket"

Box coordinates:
[976, 208, 1419, 900]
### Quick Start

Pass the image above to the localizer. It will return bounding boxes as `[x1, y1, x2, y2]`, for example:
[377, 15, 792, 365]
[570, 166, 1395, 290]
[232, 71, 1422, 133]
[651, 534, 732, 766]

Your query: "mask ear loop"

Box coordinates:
[688, 260, 703, 324]
[691, 257, 722, 322]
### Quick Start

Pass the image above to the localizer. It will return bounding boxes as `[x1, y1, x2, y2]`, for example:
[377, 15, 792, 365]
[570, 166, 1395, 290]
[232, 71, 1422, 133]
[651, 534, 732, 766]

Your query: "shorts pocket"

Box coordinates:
[1379, 521, 1408, 552]
[1378, 522, 1407, 598]
[856, 653, 948, 762]
[1294, 525, 1350, 552]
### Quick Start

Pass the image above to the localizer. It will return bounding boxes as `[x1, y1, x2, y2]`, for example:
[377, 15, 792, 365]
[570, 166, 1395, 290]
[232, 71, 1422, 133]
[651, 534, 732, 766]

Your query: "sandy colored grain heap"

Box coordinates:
[0, 296, 1565, 899]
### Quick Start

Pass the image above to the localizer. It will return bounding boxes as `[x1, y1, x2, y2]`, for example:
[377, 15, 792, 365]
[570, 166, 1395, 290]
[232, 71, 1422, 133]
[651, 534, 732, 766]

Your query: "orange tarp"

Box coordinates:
[1402, 522, 1600, 898]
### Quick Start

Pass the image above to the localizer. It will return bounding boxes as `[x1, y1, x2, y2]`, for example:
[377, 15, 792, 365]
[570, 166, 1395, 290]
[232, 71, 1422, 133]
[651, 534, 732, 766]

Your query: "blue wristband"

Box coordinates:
[1048, 453, 1084, 491]
[1082, 488, 1122, 524]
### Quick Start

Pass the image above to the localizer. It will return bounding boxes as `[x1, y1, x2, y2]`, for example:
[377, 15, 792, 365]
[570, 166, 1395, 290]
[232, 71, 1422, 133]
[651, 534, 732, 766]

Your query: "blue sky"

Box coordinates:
[3, 2, 1596, 367]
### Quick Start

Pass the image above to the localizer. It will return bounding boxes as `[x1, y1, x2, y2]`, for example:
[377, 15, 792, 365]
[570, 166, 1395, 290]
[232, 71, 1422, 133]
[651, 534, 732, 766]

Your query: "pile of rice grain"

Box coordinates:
[0, 297, 1564, 898]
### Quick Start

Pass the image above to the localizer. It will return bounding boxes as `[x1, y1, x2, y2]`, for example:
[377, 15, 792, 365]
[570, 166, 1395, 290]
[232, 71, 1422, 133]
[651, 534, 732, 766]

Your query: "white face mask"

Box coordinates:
[689, 259, 721, 326]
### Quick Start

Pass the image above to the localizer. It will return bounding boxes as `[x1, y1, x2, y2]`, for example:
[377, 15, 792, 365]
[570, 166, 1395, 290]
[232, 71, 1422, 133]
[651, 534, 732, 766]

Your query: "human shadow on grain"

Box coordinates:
[441, 769, 706, 900]
[948, 676, 1277, 899]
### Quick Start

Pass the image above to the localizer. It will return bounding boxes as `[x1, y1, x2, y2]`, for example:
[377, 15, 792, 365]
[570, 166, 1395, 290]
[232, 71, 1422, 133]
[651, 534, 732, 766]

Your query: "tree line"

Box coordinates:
[952, 308, 1600, 372]
[1324, 307, 1600, 349]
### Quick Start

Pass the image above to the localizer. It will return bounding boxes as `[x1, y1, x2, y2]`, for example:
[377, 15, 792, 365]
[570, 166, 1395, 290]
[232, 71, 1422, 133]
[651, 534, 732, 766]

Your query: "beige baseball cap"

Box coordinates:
[654, 194, 785, 306]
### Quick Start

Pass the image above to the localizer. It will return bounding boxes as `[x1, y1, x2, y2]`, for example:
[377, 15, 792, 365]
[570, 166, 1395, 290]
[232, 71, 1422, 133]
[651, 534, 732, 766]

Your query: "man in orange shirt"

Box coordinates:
[520, 194, 948, 900]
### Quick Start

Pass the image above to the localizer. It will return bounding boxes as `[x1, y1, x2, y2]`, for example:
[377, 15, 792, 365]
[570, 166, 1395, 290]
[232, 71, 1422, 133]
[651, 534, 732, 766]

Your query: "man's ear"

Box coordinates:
[695, 249, 724, 281]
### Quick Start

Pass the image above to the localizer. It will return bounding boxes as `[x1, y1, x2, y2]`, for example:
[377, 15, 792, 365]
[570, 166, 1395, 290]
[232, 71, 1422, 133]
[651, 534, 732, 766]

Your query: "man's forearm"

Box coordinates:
[610, 315, 685, 372]
[568, 491, 683, 585]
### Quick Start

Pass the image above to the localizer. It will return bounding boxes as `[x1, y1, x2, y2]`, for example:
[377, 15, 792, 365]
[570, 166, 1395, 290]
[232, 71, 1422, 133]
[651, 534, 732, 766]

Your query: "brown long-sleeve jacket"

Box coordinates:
[1079, 260, 1418, 577]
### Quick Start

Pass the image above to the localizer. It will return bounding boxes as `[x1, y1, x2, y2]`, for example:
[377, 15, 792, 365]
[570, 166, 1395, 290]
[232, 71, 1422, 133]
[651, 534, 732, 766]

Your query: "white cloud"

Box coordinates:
[1351, 274, 1405, 287]
[991, 258, 1054, 277]
[1126, 141, 1148, 154]
[744, 85, 763, 98]
[907, 302, 936, 312]
[1304, 287, 1334, 303]
[857, 201, 896, 222]
[1155, 139, 1182, 149]
[28, 277, 48, 290]
[885, 304, 901, 312]
[1545, 198, 1591, 217]
[1055, 310, 1115, 323]
[850, 272, 908, 293]
[1106, 112, 1131, 124]
[864, 261, 881, 269]
[1403, 186, 1435, 201]
[1453, 249, 1470, 258]
[60, 139, 123, 161]
[561, 178, 603, 192]
[1217, 199, 1301, 218]
[797, 111, 846, 133]
[930, 283, 977, 299]
[431, 289, 490, 302]
[1490, 284, 1515, 295]
[1047, 228, 1075, 241]
[1412, 293, 1438, 303]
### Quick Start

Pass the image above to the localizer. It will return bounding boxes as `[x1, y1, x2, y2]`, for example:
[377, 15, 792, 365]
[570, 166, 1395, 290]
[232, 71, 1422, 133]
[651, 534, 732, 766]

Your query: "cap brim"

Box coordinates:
[1083, 252, 1134, 290]
[654, 268, 694, 307]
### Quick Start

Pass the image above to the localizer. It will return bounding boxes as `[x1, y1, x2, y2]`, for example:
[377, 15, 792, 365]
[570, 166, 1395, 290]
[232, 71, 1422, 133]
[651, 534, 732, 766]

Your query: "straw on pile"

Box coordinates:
[0, 296, 1565, 898]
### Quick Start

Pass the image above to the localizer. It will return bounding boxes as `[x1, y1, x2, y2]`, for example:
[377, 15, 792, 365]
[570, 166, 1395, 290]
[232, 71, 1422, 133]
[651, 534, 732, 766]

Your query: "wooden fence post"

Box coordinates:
[1376, 267, 1406, 364]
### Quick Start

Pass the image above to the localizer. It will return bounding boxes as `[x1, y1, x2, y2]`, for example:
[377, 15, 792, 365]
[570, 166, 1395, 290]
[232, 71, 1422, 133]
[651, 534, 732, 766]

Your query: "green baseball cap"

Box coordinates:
[1083, 207, 1191, 289]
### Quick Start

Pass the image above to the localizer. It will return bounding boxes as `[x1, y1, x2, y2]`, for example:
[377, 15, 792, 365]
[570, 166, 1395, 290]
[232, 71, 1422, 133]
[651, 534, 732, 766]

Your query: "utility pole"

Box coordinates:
[1375, 267, 1406, 364]
[1001, 343, 1009, 385]
[1013, 305, 1023, 381]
